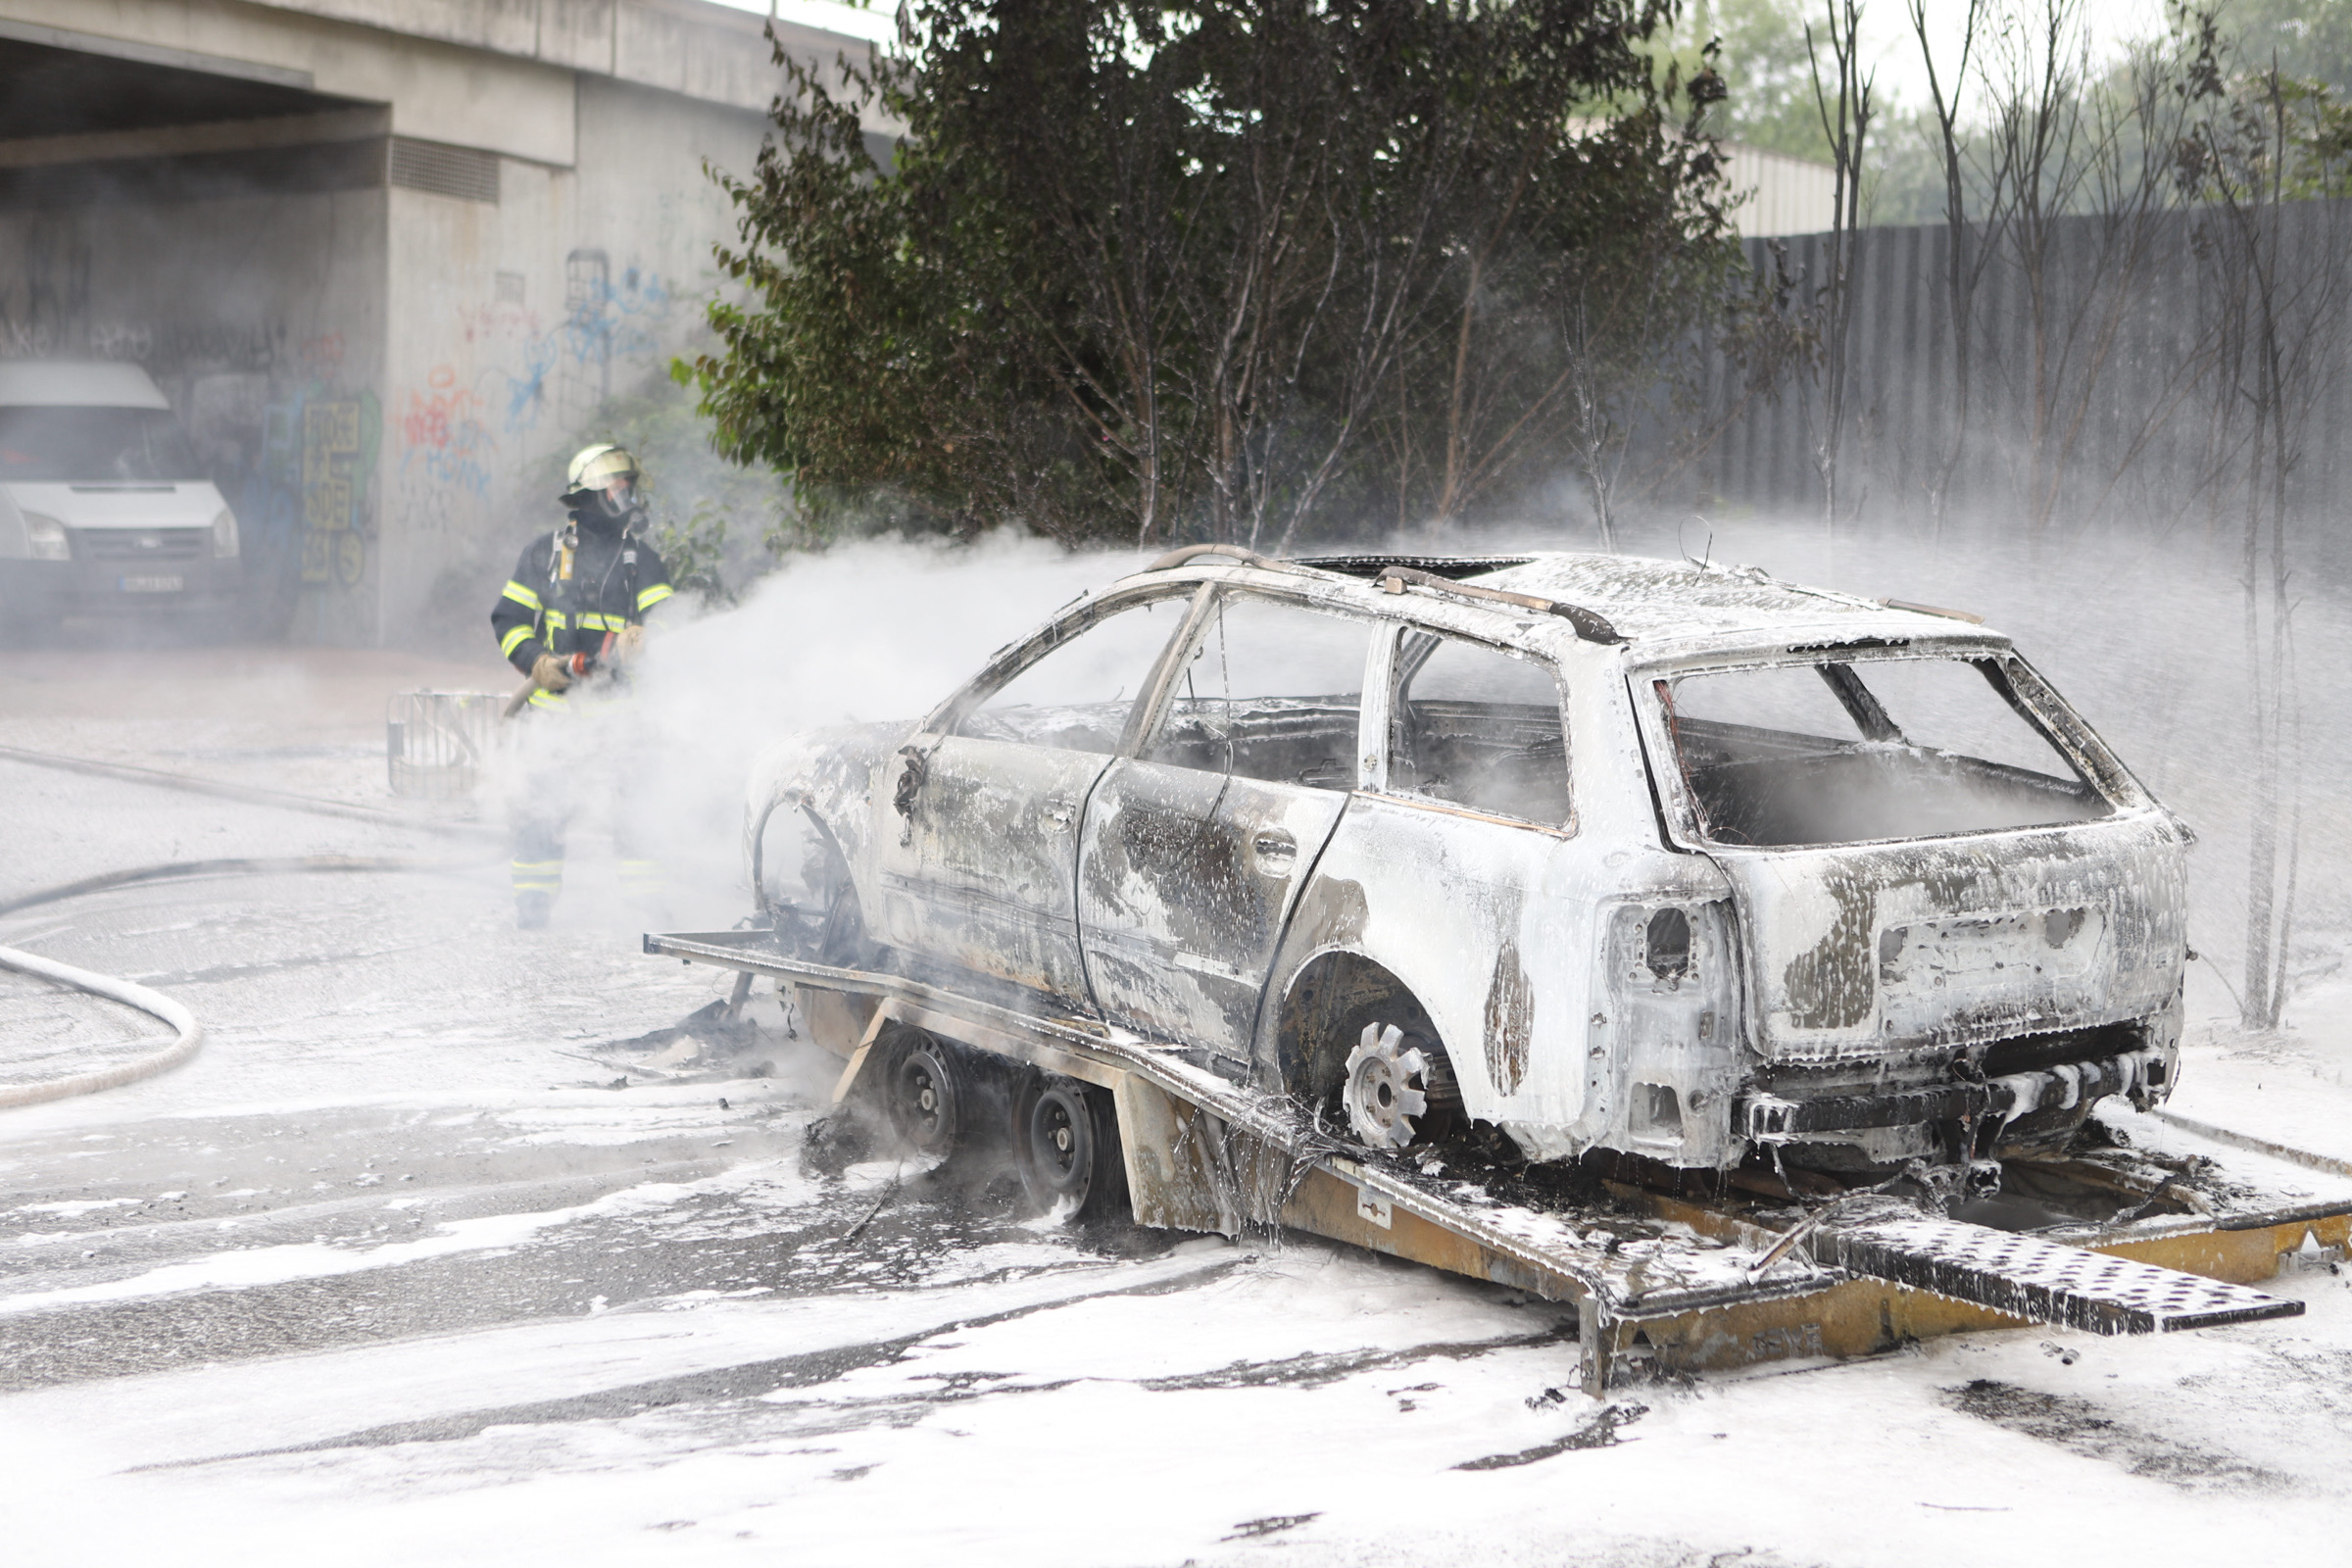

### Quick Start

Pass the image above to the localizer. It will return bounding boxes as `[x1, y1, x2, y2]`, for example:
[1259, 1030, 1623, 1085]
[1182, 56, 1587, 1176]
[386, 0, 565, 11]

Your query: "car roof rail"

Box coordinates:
[1144, 543, 1285, 572]
[1142, 543, 1361, 580]
[1375, 564, 1622, 644]
[1290, 554, 1536, 581]
[1142, 545, 1620, 642]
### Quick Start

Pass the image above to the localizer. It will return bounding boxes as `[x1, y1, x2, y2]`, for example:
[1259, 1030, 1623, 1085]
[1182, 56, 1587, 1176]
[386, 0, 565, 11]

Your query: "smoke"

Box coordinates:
[502, 531, 1144, 927]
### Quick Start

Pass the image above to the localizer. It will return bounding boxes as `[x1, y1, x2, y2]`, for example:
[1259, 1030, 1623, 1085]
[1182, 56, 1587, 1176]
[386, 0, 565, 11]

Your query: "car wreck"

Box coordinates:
[745, 547, 2184, 1198]
[652, 546, 2330, 1390]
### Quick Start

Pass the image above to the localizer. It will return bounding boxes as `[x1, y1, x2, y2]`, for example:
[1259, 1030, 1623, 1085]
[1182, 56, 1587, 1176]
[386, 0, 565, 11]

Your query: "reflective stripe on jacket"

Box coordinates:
[490, 516, 674, 694]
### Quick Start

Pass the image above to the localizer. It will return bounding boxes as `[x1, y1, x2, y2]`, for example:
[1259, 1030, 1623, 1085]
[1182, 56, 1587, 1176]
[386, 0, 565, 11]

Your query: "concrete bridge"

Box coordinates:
[0, 0, 882, 643]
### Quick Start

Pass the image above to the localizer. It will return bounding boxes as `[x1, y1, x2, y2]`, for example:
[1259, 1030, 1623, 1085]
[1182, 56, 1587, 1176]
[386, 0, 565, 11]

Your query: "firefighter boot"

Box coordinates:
[512, 855, 563, 930]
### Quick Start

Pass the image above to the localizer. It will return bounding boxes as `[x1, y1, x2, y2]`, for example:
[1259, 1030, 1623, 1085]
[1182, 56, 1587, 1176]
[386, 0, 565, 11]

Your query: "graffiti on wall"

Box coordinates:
[391, 257, 676, 548]
[224, 332, 382, 602]
[294, 390, 382, 587]
[0, 225, 92, 357]
[398, 363, 493, 511]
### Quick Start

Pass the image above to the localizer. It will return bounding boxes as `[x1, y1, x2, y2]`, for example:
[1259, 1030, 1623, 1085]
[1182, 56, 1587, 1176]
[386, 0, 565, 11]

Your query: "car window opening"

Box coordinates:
[1143, 595, 1368, 790]
[1654, 656, 2112, 848]
[956, 596, 1185, 753]
[1391, 631, 1571, 826]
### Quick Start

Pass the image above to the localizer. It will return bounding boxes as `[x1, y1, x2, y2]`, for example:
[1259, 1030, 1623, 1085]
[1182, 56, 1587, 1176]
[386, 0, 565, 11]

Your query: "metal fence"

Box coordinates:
[385, 690, 502, 800]
[1675, 200, 2352, 534]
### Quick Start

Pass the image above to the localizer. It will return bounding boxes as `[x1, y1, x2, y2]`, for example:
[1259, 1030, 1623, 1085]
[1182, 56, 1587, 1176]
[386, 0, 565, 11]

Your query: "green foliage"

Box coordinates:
[2221, 0, 2352, 89]
[2172, 3, 2352, 201]
[685, 0, 1766, 546]
[651, 497, 735, 607]
[564, 365, 795, 602]
[1674, 0, 1839, 162]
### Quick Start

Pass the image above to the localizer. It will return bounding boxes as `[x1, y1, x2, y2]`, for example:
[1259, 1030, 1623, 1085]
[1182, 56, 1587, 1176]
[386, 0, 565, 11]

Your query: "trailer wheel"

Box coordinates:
[885, 1033, 962, 1157]
[1010, 1074, 1127, 1222]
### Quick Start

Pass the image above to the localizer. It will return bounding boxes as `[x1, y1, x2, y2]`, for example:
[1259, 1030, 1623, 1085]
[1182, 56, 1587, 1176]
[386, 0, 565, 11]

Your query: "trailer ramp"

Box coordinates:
[647, 928, 2336, 1394]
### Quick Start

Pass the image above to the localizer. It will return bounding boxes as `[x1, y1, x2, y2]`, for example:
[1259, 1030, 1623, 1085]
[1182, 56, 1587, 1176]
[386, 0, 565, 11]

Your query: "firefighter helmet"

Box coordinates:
[564, 443, 640, 496]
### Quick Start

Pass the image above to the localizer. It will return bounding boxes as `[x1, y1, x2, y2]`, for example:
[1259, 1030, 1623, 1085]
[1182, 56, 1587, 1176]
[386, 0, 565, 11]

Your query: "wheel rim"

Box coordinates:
[889, 1042, 958, 1154]
[1027, 1086, 1094, 1198]
[1343, 1023, 1430, 1150]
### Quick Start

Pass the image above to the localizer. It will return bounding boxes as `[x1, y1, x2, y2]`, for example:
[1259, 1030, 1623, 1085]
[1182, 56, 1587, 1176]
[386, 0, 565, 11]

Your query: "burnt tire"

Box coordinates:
[1009, 1073, 1128, 1223]
[884, 1032, 963, 1157]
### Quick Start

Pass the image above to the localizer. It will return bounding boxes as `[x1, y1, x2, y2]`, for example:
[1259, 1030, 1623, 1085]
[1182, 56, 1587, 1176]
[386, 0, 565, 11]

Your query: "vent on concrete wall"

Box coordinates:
[388, 137, 499, 204]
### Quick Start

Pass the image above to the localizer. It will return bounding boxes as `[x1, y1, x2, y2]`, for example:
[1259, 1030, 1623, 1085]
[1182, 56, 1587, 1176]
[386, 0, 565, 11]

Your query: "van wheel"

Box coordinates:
[1010, 1073, 1127, 1222]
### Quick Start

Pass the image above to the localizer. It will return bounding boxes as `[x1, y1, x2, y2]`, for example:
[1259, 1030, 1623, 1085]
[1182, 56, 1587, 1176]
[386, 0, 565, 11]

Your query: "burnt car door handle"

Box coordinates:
[893, 747, 929, 818]
[1251, 829, 1298, 877]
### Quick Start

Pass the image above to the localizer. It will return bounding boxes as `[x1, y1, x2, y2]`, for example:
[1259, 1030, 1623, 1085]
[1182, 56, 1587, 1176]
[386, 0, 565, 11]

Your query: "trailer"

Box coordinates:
[648, 926, 2350, 1396]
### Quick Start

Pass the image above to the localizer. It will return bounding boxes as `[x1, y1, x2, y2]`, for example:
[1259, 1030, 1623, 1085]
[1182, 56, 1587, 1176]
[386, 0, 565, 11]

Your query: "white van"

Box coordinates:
[0, 361, 242, 628]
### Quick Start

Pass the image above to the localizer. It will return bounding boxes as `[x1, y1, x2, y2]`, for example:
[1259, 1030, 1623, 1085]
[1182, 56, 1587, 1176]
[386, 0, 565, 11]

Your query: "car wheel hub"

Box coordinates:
[1344, 1023, 1431, 1150]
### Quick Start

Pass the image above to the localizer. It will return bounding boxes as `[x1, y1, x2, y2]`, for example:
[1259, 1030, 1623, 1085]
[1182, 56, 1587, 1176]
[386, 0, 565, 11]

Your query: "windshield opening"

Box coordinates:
[0, 407, 202, 483]
[1653, 655, 2112, 848]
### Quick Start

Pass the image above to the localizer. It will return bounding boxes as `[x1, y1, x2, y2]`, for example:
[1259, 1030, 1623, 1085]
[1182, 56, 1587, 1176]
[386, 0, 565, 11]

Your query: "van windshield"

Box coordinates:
[1652, 655, 2113, 847]
[0, 407, 202, 483]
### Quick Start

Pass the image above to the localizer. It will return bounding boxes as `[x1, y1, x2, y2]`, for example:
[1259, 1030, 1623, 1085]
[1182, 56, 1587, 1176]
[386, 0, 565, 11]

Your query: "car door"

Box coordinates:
[1329, 626, 1610, 1131]
[874, 588, 1196, 1004]
[1077, 590, 1376, 1058]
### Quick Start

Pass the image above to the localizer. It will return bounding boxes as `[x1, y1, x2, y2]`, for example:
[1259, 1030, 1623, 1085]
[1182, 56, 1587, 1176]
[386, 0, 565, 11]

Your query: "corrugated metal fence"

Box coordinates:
[1679, 200, 2352, 531]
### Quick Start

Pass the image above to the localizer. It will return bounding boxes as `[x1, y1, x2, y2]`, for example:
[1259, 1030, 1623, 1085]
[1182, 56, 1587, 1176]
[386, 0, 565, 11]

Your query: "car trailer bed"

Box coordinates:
[648, 927, 2350, 1396]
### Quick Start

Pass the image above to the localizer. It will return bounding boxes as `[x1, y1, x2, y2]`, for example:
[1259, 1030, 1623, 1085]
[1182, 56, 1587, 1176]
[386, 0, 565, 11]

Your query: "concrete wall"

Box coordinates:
[0, 185, 390, 637]
[0, 0, 859, 645]
[378, 73, 767, 643]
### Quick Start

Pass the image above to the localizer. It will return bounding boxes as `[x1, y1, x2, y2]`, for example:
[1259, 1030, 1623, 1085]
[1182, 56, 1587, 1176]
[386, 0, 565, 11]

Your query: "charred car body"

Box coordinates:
[747, 549, 2186, 1197]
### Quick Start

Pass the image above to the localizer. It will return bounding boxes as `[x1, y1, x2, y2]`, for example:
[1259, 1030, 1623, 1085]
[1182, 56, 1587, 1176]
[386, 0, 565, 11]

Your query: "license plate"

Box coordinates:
[119, 575, 183, 593]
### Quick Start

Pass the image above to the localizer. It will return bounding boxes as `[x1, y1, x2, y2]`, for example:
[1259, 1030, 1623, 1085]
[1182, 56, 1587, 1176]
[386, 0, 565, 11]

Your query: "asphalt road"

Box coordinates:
[3, 656, 2351, 1568]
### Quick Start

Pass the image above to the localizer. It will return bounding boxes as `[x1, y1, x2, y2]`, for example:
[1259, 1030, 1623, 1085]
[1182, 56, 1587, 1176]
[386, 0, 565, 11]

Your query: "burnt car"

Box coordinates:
[745, 548, 2186, 1191]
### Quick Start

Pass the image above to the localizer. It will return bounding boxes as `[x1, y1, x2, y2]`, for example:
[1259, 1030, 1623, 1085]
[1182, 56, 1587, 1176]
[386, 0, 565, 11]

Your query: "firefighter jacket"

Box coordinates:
[491, 511, 675, 711]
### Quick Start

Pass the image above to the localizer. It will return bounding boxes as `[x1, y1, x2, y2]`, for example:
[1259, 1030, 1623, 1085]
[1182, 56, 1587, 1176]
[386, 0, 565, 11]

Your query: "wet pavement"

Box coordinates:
[4, 649, 2352, 1567]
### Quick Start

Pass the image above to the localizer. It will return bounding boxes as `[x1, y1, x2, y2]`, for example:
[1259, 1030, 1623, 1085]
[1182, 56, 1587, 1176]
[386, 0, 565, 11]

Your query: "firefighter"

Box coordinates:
[490, 443, 677, 929]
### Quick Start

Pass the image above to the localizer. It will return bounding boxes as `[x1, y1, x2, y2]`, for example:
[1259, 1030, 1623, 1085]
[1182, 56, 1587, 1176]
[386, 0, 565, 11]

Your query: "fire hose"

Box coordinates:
[0, 856, 476, 1108]
[0, 945, 202, 1109]
[504, 631, 621, 719]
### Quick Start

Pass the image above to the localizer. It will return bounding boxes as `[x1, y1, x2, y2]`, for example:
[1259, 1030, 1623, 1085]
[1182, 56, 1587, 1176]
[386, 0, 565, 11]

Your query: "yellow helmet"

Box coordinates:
[564, 443, 640, 495]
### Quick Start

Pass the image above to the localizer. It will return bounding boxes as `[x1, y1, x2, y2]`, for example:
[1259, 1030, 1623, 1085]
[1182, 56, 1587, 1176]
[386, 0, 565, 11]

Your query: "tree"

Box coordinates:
[1886, 0, 2216, 536]
[2174, 9, 2352, 1031]
[1801, 0, 1874, 531]
[1979, 1, 2199, 537]
[1680, 0, 1838, 160]
[1907, 0, 1996, 532]
[2221, 0, 2352, 90]
[685, 0, 1748, 549]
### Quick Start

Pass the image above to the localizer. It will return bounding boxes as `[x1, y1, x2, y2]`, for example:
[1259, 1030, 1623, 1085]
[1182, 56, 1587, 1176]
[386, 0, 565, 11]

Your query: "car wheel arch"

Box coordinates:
[1263, 947, 1460, 1112]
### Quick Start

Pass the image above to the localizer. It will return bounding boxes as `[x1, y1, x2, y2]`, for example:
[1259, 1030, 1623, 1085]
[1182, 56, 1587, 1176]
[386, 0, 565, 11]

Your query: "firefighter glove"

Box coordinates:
[614, 623, 646, 661]
[531, 653, 574, 693]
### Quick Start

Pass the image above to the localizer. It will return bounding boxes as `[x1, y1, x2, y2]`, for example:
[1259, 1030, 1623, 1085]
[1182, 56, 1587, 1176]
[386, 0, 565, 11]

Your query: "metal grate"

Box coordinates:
[387, 137, 499, 204]
[386, 691, 501, 799]
[1815, 1210, 2303, 1335]
[76, 528, 208, 562]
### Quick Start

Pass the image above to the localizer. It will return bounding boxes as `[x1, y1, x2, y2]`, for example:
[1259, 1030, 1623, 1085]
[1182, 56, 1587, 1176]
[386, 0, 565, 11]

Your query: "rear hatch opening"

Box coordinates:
[1636, 645, 2188, 1175]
